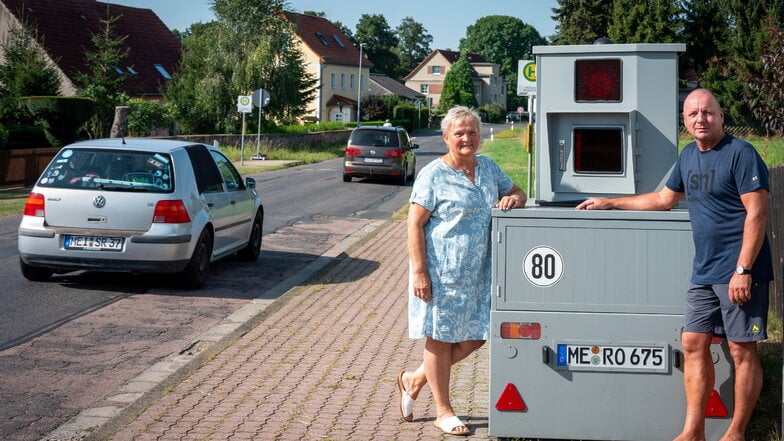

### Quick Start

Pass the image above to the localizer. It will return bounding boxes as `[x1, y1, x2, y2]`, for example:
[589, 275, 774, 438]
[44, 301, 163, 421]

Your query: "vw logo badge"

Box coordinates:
[93, 195, 106, 208]
[370, 149, 376, 155]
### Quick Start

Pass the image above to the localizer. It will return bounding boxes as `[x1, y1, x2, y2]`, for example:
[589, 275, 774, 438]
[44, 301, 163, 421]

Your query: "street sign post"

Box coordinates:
[251, 88, 271, 160]
[237, 95, 253, 165]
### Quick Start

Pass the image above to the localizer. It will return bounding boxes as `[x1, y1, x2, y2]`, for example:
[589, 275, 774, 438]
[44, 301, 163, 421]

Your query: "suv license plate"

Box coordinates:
[555, 343, 669, 373]
[65, 235, 125, 251]
[363, 157, 383, 163]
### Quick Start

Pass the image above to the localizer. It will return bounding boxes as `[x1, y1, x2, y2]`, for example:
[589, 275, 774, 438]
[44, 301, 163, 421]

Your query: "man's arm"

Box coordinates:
[729, 189, 769, 304]
[575, 187, 683, 211]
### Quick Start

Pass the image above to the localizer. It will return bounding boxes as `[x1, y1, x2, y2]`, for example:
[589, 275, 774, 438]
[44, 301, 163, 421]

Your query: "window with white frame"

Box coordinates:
[341, 73, 345, 89]
[350, 74, 355, 90]
[331, 73, 336, 90]
[432, 66, 442, 75]
[420, 84, 429, 94]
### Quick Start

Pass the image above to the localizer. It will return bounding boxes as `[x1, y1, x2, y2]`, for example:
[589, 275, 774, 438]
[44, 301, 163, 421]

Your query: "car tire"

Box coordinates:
[19, 258, 53, 282]
[237, 211, 263, 261]
[342, 174, 352, 182]
[179, 229, 211, 290]
[398, 163, 408, 185]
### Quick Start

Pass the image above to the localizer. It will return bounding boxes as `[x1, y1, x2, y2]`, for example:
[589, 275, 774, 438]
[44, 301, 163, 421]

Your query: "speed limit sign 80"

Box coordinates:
[523, 246, 564, 287]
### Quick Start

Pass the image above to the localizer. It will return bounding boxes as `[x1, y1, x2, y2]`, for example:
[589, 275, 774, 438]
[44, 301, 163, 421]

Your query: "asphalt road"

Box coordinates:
[0, 123, 507, 441]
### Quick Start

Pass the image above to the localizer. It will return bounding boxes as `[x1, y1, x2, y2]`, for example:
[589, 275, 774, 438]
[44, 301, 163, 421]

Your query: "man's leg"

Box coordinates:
[674, 331, 714, 441]
[719, 341, 762, 441]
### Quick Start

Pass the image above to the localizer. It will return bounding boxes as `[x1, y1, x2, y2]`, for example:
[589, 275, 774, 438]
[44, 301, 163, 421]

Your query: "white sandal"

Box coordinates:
[396, 370, 414, 422]
[434, 415, 469, 436]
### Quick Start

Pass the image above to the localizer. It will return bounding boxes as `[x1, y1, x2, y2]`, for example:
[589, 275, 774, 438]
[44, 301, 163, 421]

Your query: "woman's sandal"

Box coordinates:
[434, 415, 470, 436]
[396, 370, 414, 422]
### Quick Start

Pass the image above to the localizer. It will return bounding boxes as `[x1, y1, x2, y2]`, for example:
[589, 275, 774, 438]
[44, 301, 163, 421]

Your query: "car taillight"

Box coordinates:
[23, 193, 45, 217]
[385, 149, 404, 158]
[152, 200, 191, 223]
[345, 146, 361, 156]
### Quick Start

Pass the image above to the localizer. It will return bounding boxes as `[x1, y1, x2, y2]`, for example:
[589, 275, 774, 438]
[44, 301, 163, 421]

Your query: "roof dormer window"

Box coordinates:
[126, 66, 138, 76]
[315, 32, 329, 46]
[113, 66, 124, 75]
[153, 63, 172, 80]
[332, 35, 345, 48]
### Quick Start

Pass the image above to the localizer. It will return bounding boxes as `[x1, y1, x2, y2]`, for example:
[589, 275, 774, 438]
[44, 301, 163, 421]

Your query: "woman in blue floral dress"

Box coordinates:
[396, 106, 526, 436]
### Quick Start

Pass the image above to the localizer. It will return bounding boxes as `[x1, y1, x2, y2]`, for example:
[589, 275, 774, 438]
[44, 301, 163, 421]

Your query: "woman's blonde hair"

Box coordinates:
[440, 105, 481, 134]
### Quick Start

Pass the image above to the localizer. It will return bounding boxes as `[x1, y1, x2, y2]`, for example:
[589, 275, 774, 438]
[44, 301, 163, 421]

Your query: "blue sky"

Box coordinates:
[109, 0, 559, 49]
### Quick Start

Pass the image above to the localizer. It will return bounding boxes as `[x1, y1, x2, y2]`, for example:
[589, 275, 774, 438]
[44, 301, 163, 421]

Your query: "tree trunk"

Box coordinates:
[110, 106, 130, 138]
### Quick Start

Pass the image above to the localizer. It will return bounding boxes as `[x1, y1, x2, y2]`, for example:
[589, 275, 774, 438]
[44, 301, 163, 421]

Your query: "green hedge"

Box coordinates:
[20, 96, 95, 147]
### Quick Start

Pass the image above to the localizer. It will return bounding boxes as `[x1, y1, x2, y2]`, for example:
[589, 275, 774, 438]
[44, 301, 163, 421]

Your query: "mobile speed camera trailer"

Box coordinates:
[488, 43, 734, 440]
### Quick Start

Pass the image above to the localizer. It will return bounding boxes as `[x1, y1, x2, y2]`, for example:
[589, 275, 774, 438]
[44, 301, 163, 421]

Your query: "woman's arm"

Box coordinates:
[407, 202, 433, 302]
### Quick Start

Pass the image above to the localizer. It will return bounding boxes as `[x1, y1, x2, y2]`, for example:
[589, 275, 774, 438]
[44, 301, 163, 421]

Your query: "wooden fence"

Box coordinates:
[768, 165, 783, 319]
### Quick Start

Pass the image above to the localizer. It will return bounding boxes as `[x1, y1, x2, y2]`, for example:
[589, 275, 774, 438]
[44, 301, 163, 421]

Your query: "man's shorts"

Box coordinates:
[684, 282, 769, 342]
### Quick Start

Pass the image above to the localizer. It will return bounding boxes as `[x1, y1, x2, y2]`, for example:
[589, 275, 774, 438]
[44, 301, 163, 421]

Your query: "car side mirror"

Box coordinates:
[245, 177, 256, 189]
[412, 144, 420, 150]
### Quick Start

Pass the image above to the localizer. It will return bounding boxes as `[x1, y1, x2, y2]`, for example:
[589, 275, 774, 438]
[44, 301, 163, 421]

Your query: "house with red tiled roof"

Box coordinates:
[285, 11, 372, 123]
[0, 0, 181, 99]
[403, 49, 507, 110]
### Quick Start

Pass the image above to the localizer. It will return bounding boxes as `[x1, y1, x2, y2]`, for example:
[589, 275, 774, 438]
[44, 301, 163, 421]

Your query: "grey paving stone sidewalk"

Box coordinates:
[107, 219, 491, 441]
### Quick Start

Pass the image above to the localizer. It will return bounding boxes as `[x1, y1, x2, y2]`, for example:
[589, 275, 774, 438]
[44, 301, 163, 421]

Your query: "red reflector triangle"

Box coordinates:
[495, 383, 526, 412]
[705, 389, 728, 417]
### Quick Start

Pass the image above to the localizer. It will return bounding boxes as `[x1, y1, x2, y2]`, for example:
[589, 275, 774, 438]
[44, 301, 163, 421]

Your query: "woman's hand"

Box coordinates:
[495, 185, 527, 210]
[412, 270, 432, 302]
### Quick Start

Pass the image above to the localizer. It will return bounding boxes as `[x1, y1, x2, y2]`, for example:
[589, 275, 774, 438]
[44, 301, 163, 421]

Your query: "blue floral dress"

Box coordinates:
[408, 155, 514, 342]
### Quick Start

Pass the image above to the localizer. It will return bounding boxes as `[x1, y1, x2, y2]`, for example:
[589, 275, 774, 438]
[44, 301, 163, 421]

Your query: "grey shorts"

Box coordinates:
[684, 282, 769, 342]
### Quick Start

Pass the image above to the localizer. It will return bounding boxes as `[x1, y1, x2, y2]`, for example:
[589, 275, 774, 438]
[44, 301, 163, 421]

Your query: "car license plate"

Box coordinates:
[555, 342, 669, 373]
[64, 235, 125, 251]
[363, 157, 383, 163]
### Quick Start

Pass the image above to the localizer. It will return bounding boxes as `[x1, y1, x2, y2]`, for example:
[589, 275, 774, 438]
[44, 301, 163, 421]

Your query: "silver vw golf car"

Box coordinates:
[17, 138, 263, 289]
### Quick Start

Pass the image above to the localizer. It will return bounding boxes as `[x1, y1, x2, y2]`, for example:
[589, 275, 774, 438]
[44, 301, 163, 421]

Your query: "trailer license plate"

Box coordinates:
[556, 343, 668, 373]
[64, 235, 124, 251]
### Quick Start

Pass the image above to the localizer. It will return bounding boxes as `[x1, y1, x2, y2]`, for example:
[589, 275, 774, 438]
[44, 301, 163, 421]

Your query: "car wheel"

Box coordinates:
[238, 211, 263, 261]
[342, 174, 352, 182]
[398, 163, 408, 185]
[19, 258, 53, 282]
[178, 229, 212, 290]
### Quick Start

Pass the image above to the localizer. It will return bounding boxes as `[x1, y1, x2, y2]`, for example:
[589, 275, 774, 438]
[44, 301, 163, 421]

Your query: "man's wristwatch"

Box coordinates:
[735, 266, 752, 275]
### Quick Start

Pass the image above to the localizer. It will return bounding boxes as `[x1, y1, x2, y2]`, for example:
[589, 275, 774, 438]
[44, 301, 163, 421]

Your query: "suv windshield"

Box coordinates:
[37, 148, 174, 192]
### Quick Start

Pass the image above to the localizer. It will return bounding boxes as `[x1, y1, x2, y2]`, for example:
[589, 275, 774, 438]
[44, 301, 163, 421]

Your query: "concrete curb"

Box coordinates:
[43, 219, 389, 441]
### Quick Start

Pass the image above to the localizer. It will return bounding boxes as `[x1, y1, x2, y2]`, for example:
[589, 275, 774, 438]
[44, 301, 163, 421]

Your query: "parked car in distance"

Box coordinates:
[17, 138, 263, 289]
[342, 125, 419, 185]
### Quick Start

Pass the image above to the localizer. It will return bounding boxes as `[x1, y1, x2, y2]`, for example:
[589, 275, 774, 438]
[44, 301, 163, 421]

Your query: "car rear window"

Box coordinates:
[37, 148, 174, 193]
[350, 129, 399, 147]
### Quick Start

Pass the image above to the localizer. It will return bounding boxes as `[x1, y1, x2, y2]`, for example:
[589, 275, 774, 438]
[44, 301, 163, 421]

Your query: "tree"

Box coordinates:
[608, 0, 682, 43]
[679, 0, 730, 79]
[697, 0, 781, 125]
[354, 14, 399, 78]
[0, 24, 61, 122]
[75, 12, 129, 138]
[393, 17, 432, 80]
[550, 0, 613, 45]
[166, 0, 316, 133]
[438, 52, 477, 111]
[459, 15, 546, 110]
[744, 16, 784, 135]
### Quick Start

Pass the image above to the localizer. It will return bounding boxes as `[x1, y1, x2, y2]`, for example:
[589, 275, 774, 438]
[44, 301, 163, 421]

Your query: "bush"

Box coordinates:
[0, 122, 8, 149]
[20, 96, 95, 146]
[127, 99, 173, 137]
[4, 124, 52, 149]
